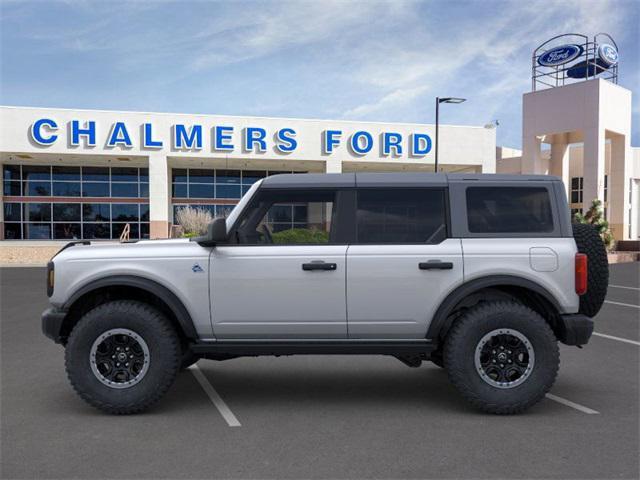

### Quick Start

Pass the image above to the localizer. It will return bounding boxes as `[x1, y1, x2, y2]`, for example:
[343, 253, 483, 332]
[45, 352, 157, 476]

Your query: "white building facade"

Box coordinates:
[0, 106, 496, 241]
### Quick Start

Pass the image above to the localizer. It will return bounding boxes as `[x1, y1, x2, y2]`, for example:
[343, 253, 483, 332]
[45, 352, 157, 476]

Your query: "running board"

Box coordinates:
[190, 340, 437, 357]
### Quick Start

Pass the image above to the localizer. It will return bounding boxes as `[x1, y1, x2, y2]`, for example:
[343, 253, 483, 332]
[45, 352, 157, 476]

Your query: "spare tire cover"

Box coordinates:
[572, 223, 609, 317]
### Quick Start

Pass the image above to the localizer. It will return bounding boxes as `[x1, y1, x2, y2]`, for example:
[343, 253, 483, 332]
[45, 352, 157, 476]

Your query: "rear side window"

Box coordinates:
[466, 187, 554, 233]
[356, 188, 447, 244]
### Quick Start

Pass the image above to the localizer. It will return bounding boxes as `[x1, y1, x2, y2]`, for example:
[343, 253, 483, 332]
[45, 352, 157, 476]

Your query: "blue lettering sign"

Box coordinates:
[173, 124, 202, 150]
[350, 131, 373, 155]
[244, 127, 267, 152]
[382, 132, 403, 156]
[323, 130, 342, 154]
[411, 133, 432, 156]
[275, 128, 297, 153]
[143, 123, 163, 148]
[71, 120, 96, 147]
[214, 126, 234, 151]
[30, 118, 58, 145]
[107, 122, 132, 148]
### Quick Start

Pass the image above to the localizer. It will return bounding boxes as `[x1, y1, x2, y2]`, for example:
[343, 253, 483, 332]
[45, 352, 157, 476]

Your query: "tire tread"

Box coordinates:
[65, 300, 181, 415]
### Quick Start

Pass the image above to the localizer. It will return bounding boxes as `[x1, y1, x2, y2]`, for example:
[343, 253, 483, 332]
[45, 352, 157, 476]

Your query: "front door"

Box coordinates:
[346, 188, 463, 338]
[210, 188, 348, 339]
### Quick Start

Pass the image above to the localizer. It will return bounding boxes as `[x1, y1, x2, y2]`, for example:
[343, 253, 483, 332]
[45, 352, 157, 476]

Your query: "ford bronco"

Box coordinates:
[42, 173, 608, 414]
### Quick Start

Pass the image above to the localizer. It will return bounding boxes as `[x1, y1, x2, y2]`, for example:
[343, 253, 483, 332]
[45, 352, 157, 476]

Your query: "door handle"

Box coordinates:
[419, 260, 454, 270]
[302, 261, 337, 271]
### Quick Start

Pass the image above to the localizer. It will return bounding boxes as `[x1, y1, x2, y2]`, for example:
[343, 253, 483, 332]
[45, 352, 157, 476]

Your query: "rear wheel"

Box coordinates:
[444, 301, 559, 414]
[65, 300, 181, 414]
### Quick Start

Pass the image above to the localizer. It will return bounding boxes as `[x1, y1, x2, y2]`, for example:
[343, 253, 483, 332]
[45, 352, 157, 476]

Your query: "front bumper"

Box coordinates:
[41, 307, 68, 344]
[556, 314, 594, 346]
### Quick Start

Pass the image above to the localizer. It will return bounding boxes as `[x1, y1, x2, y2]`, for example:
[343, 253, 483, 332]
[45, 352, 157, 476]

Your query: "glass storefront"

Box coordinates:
[171, 168, 303, 222]
[2, 165, 149, 240]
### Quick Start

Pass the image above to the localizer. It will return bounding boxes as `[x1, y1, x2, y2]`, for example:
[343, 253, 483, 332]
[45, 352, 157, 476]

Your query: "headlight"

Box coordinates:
[47, 261, 55, 297]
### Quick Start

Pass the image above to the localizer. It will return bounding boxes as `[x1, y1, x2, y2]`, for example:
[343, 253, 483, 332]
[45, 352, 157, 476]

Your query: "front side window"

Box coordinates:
[356, 188, 447, 244]
[466, 186, 554, 234]
[235, 190, 336, 245]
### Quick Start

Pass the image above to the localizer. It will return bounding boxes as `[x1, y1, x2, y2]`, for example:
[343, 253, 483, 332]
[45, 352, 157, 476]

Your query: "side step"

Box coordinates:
[190, 340, 437, 357]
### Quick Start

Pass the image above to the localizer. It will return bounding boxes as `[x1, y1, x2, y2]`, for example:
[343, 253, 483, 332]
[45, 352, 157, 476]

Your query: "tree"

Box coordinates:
[573, 199, 615, 251]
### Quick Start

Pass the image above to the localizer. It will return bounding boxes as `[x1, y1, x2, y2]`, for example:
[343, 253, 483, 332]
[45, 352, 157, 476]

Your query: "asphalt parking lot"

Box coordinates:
[1, 263, 638, 479]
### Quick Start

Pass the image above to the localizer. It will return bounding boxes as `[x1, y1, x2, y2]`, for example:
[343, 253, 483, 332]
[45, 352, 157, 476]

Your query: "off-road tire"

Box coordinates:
[65, 300, 181, 414]
[444, 301, 559, 414]
[572, 223, 609, 317]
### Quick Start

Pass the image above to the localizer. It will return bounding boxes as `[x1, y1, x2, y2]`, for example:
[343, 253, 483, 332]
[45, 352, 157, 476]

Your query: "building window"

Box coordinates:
[2, 164, 149, 240]
[170, 168, 300, 224]
[570, 177, 583, 204]
[604, 175, 608, 203]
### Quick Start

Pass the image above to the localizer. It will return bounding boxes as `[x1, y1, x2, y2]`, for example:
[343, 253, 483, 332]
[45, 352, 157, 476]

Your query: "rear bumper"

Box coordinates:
[557, 314, 594, 346]
[41, 307, 68, 344]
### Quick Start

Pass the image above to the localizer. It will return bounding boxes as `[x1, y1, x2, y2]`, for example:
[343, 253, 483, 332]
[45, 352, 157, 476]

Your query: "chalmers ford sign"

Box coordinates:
[29, 118, 434, 157]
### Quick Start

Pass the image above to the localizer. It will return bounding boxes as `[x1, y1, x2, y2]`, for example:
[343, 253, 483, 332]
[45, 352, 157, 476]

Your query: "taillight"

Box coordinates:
[575, 253, 587, 295]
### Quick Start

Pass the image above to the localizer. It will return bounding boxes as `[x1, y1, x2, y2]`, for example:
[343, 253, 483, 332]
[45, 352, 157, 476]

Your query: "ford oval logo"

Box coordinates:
[538, 44, 583, 67]
[598, 44, 618, 66]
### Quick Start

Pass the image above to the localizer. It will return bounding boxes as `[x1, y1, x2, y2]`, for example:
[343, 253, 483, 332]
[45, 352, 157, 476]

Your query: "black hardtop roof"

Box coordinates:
[260, 172, 560, 189]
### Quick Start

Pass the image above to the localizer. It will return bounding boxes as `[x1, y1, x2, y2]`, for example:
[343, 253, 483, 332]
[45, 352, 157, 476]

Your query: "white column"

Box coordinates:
[148, 153, 170, 239]
[550, 134, 570, 195]
[325, 159, 342, 173]
[522, 135, 543, 173]
[582, 126, 606, 213]
[609, 134, 631, 240]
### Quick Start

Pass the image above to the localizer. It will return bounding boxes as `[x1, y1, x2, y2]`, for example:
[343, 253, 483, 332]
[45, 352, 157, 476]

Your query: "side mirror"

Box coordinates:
[193, 217, 227, 247]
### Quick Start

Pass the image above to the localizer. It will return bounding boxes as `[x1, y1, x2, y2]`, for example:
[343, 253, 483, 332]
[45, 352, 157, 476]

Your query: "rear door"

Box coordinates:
[346, 188, 463, 339]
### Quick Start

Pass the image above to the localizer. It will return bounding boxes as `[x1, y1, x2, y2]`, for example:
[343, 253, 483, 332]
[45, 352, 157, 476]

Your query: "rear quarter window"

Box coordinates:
[466, 186, 554, 234]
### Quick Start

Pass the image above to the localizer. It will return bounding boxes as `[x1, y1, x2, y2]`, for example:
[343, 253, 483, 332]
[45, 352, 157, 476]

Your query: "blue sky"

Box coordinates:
[1, 0, 638, 148]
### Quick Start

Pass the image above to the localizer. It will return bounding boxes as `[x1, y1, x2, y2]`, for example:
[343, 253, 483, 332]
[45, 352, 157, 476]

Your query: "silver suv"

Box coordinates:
[42, 173, 609, 414]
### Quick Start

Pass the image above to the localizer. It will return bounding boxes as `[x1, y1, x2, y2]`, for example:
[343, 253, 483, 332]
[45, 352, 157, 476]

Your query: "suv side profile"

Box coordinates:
[42, 173, 608, 414]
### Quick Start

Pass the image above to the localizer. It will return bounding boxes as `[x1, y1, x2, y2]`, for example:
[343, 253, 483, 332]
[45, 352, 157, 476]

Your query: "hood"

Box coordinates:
[52, 237, 204, 263]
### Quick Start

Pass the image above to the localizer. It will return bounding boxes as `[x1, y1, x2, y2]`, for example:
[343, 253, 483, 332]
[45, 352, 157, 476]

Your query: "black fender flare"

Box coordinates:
[426, 275, 562, 341]
[64, 275, 198, 339]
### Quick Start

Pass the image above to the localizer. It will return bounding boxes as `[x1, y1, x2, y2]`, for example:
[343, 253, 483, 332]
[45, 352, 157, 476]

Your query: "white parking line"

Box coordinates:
[609, 284, 640, 291]
[545, 394, 599, 414]
[188, 364, 241, 427]
[604, 300, 640, 309]
[593, 332, 640, 346]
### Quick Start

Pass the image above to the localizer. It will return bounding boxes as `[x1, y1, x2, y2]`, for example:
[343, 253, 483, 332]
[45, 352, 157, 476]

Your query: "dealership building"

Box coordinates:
[0, 106, 495, 241]
[0, 34, 638, 245]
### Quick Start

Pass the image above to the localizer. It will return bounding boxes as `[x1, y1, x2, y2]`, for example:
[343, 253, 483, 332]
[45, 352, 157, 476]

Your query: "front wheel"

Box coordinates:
[443, 301, 559, 414]
[65, 300, 181, 414]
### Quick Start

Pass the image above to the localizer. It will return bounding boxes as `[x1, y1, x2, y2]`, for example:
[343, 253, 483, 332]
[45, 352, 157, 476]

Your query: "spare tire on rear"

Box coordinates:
[572, 223, 609, 317]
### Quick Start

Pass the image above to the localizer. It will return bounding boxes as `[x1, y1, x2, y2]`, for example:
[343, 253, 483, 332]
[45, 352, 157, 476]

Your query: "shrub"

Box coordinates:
[175, 206, 213, 236]
[573, 199, 615, 251]
[271, 228, 329, 244]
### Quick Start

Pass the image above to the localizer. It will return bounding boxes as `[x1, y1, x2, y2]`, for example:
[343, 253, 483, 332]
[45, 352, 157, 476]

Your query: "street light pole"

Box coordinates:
[435, 97, 440, 173]
[434, 96, 467, 173]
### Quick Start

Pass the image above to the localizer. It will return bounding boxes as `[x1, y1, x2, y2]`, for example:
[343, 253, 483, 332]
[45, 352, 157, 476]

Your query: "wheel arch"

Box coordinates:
[426, 275, 563, 342]
[60, 275, 197, 344]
